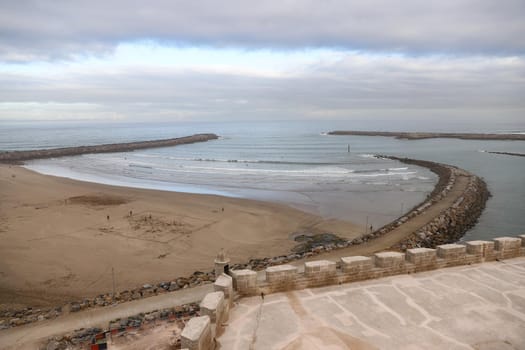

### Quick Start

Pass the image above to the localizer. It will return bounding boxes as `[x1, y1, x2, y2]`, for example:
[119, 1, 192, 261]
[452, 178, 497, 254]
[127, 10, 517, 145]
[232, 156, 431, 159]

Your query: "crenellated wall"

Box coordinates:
[232, 235, 525, 296]
[181, 273, 234, 350]
[162, 235, 525, 350]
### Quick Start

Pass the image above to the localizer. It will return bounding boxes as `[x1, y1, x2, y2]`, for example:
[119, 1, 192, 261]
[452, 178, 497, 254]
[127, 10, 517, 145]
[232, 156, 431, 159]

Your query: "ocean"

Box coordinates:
[2, 119, 524, 240]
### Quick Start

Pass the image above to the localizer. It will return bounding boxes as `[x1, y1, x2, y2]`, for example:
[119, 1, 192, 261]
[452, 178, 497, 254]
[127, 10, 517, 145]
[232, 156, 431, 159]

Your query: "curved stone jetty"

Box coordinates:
[376, 156, 490, 250]
[328, 130, 525, 141]
[0, 133, 219, 163]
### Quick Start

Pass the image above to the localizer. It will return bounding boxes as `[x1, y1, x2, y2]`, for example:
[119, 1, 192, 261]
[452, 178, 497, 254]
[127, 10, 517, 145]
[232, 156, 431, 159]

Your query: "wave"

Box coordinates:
[134, 154, 352, 166]
[126, 163, 418, 180]
[352, 167, 408, 174]
[358, 154, 376, 159]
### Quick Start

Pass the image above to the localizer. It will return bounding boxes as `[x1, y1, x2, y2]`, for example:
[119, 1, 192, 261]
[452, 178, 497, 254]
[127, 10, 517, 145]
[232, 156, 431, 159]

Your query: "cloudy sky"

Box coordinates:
[1, 0, 524, 123]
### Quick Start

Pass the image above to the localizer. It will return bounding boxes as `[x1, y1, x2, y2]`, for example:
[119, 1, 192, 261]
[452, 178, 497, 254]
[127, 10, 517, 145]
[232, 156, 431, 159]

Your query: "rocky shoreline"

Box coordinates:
[0, 156, 491, 330]
[328, 130, 525, 141]
[43, 302, 200, 350]
[0, 133, 219, 163]
[0, 271, 214, 330]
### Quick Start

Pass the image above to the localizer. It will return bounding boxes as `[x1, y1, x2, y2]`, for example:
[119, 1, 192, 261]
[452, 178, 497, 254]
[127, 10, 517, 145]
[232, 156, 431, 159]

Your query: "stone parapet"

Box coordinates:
[230, 235, 525, 298]
[230, 269, 257, 296]
[437, 243, 466, 259]
[265, 264, 298, 284]
[406, 248, 436, 268]
[374, 252, 405, 268]
[341, 256, 373, 273]
[181, 315, 212, 350]
[214, 274, 233, 308]
[465, 240, 495, 260]
[494, 237, 522, 259]
[200, 291, 225, 325]
[304, 260, 336, 277]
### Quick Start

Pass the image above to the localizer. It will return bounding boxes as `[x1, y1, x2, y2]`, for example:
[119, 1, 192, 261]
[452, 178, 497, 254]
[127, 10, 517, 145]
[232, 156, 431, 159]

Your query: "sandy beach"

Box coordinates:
[0, 165, 361, 309]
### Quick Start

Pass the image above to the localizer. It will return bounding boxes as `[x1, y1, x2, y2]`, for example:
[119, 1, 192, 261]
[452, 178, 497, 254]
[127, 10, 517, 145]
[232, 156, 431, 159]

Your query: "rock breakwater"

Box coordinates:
[382, 156, 490, 250]
[487, 151, 525, 157]
[0, 133, 218, 163]
[328, 130, 525, 141]
[43, 302, 199, 350]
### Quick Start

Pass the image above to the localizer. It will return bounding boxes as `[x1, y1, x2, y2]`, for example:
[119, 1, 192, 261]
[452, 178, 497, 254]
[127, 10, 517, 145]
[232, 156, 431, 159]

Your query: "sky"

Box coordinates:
[0, 0, 524, 123]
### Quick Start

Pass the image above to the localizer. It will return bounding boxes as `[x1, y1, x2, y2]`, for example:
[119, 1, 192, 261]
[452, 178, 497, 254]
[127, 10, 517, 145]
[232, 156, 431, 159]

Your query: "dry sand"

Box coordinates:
[0, 165, 361, 308]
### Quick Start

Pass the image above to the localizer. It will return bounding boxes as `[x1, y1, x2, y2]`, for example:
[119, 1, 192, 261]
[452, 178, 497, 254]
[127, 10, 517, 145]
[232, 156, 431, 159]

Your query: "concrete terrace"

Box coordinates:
[219, 257, 525, 350]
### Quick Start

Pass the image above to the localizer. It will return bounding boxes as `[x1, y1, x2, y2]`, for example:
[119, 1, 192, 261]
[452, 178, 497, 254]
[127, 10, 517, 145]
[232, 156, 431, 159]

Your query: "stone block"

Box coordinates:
[466, 240, 494, 256]
[493, 237, 521, 251]
[494, 237, 522, 259]
[266, 264, 297, 283]
[519, 234, 525, 247]
[214, 273, 233, 307]
[341, 256, 373, 273]
[304, 260, 336, 277]
[181, 316, 212, 350]
[231, 269, 257, 294]
[437, 244, 466, 259]
[406, 248, 436, 265]
[374, 252, 405, 268]
[199, 291, 225, 324]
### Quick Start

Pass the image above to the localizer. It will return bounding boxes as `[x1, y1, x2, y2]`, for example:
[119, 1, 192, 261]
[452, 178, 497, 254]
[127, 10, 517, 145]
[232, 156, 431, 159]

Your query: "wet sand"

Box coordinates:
[0, 165, 361, 308]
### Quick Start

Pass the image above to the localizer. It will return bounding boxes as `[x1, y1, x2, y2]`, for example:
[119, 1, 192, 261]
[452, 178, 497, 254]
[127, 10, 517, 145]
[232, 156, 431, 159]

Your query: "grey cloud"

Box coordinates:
[1, 0, 525, 61]
[1, 55, 524, 121]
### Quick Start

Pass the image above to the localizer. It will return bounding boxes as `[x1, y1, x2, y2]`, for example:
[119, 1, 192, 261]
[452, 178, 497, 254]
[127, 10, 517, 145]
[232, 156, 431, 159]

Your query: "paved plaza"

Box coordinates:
[219, 258, 525, 349]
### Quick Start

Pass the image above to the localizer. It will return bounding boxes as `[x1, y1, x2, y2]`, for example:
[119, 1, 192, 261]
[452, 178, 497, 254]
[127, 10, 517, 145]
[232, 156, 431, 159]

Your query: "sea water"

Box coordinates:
[2, 119, 524, 239]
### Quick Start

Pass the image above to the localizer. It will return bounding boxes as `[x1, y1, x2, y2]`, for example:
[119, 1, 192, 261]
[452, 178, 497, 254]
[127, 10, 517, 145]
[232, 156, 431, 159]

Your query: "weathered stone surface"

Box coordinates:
[466, 240, 494, 256]
[304, 260, 336, 276]
[181, 315, 212, 350]
[231, 269, 257, 294]
[199, 291, 225, 324]
[437, 244, 466, 259]
[374, 252, 405, 268]
[406, 248, 436, 265]
[340, 256, 373, 272]
[266, 264, 297, 283]
[493, 237, 521, 251]
[214, 274, 233, 306]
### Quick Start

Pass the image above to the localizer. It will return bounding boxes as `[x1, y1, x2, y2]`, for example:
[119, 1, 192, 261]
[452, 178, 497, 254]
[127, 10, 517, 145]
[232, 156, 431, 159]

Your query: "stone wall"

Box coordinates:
[233, 235, 525, 296]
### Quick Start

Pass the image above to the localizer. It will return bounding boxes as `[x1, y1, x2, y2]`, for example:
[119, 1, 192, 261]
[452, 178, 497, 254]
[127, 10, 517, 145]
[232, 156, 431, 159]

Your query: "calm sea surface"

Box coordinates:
[2, 120, 524, 240]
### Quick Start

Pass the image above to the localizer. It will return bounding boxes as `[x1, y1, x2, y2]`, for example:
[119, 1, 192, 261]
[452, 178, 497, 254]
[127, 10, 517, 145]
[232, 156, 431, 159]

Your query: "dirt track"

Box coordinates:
[0, 284, 213, 350]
